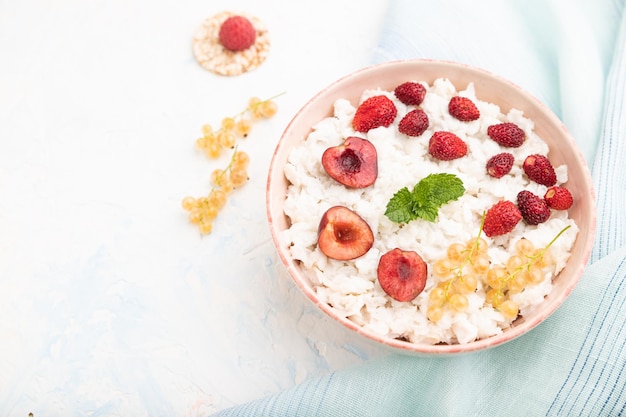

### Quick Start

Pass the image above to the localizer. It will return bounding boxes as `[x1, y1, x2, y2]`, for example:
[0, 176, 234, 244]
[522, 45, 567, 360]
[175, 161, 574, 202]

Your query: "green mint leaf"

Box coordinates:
[413, 173, 465, 210]
[385, 173, 465, 224]
[384, 187, 415, 223]
[412, 202, 440, 223]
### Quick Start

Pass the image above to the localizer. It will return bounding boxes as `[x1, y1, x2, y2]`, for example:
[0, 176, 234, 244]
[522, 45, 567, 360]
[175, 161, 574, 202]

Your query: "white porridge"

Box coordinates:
[282, 78, 578, 345]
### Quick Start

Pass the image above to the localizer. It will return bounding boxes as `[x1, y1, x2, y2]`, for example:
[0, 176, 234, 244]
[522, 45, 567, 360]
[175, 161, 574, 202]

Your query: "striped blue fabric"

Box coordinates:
[591, 13, 626, 262]
[547, 251, 626, 416]
[213, 1, 626, 415]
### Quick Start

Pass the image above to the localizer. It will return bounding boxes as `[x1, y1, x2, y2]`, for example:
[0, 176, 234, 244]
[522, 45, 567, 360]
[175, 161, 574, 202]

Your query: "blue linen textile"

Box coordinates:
[213, 0, 626, 415]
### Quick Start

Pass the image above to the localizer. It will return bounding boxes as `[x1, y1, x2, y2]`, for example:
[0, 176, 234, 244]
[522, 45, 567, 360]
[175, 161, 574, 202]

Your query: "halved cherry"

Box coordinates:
[377, 248, 427, 302]
[321, 136, 378, 188]
[317, 206, 374, 260]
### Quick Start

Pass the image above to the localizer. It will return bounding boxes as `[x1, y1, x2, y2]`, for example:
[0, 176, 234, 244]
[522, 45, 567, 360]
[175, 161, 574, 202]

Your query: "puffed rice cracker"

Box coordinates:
[192, 11, 270, 76]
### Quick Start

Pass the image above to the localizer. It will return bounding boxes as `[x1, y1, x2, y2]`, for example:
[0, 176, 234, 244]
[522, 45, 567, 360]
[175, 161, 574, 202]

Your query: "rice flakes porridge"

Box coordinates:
[282, 78, 578, 345]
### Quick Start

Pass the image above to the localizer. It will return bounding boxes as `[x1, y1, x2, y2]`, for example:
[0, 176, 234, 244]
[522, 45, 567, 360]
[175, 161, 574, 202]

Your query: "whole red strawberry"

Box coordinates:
[483, 200, 522, 237]
[487, 122, 525, 148]
[398, 109, 429, 136]
[544, 186, 573, 210]
[517, 190, 551, 225]
[486, 152, 514, 178]
[394, 82, 427, 106]
[523, 154, 557, 186]
[353, 95, 398, 132]
[219, 16, 257, 52]
[448, 96, 480, 121]
[428, 131, 467, 161]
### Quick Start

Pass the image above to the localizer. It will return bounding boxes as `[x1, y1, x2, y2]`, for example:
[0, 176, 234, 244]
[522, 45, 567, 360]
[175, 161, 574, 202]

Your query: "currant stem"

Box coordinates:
[443, 214, 487, 300]
[536, 224, 571, 259]
[500, 224, 572, 290]
[233, 91, 287, 119]
[468, 211, 486, 268]
[210, 145, 238, 194]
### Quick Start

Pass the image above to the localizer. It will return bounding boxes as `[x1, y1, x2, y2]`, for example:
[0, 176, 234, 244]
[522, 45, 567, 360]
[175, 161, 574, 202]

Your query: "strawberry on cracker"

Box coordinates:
[192, 11, 270, 76]
[218, 15, 257, 51]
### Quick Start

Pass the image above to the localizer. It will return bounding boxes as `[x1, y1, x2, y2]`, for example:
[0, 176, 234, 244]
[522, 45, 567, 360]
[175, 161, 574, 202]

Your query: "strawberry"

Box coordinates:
[398, 109, 429, 136]
[394, 82, 426, 106]
[487, 122, 525, 148]
[448, 96, 480, 121]
[486, 152, 514, 178]
[219, 16, 257, 52]
[517, 190, 551, 225]
[523, 154, 557, 186]
[352, 95, 398, 133]
[544, 186, 573, 210]
[428, 131, 467, 160]
[483, 200, 522, 237]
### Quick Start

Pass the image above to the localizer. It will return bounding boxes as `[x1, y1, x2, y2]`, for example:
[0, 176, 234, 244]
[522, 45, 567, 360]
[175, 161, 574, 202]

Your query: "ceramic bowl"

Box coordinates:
[266, 59, 596, 355]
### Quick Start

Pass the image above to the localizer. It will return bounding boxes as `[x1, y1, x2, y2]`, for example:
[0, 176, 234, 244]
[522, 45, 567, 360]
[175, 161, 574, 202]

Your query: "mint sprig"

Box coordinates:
[385, 173, 465, 223]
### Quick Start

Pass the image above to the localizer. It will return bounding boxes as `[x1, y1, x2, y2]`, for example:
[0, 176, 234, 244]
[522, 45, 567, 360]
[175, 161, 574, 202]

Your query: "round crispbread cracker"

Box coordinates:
[192, 11, 270, 76]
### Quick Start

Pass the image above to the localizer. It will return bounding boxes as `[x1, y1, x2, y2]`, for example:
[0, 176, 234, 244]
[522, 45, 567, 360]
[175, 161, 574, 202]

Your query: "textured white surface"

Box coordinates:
[0, 1, 391, 415]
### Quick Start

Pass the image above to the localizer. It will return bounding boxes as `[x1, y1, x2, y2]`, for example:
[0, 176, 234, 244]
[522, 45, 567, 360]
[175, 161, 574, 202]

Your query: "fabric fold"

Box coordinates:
[372, 0, 624, 166]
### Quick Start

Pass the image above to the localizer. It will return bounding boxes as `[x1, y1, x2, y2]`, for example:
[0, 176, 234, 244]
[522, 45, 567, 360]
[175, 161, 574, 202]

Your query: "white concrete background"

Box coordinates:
[0, 1, 392, 415]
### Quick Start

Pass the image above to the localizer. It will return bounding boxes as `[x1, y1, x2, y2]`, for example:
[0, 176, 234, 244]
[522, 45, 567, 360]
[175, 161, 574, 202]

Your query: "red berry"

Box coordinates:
[321, 136, 378, 188]
[377, 248, 427, 302]
[352, 95, 398, 133]
[517, 190, 551, 225]
[398, 109, 429, 136]
[544, 186, 573, 210]
[486, 152, 514, 178]
[448, 96, 480, 121]
[428, 131, 468, 161]
[394, 82, 426, 106]
[483, 200, 522, 237]
[487, 122, 525, 148]
[317, 206, 374, 260]
[523, 154, 557, 186]
[218, 16, 256, 52]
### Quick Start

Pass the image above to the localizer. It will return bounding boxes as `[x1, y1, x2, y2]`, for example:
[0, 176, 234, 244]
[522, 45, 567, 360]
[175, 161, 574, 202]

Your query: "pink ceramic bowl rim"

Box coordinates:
[266, 59, 596, 356]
